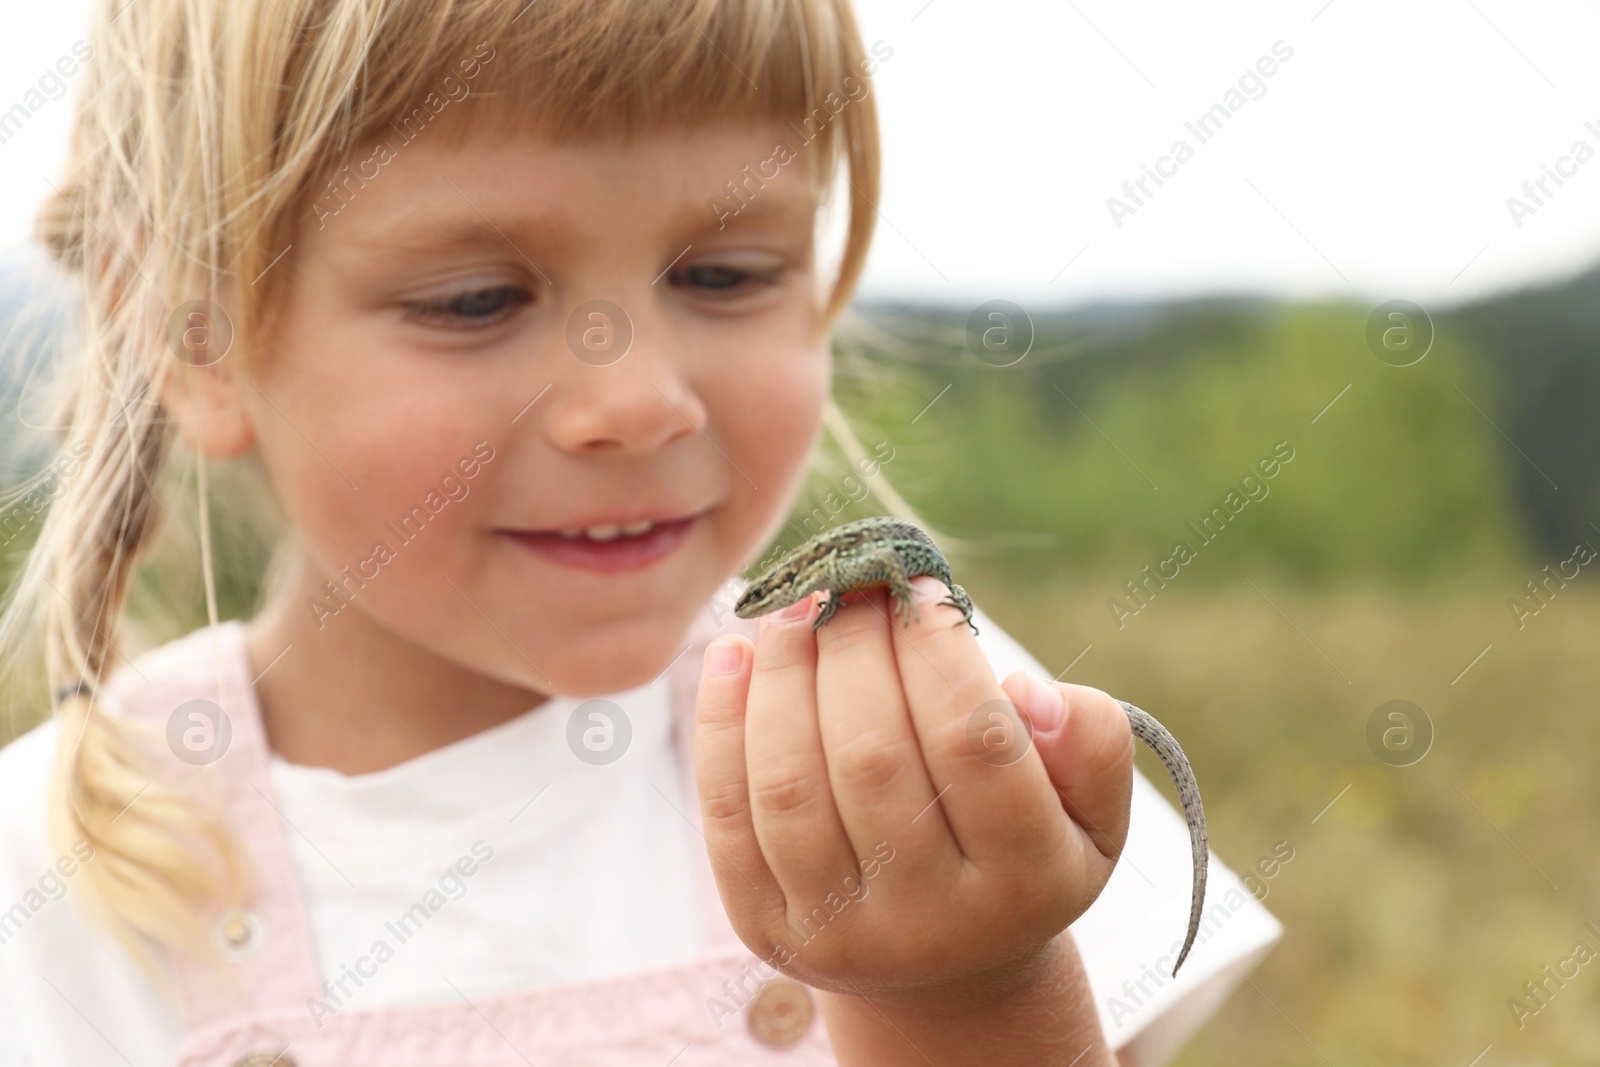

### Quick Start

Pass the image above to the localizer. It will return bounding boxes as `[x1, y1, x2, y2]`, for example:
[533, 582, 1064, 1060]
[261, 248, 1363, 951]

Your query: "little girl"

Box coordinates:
[0, 0, 1280, 1063]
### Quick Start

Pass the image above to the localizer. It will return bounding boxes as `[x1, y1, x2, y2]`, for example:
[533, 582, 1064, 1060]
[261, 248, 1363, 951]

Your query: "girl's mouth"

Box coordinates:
[500, 512, 703, 573]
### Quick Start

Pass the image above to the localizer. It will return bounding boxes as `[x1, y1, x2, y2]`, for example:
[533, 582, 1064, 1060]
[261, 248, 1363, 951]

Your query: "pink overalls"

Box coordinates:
[111, 606, 837, 1066]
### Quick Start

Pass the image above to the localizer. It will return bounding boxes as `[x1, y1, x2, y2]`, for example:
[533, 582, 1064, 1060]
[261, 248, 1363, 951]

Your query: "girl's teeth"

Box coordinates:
[554, 520, 659, 541]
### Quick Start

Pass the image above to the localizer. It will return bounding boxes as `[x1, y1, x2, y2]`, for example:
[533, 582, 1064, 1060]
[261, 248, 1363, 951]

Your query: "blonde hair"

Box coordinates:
[0, 0, 944, 984]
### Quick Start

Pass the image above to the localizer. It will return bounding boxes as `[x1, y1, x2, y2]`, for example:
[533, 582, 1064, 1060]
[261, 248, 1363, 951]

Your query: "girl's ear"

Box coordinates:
[155, 308, 256, 459]
[97, 236, 256, 459]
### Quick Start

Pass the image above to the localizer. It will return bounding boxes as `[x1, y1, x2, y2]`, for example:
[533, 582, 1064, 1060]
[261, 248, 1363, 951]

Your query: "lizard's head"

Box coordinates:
[733, 552, 814, 620]
[733, 569, 803, 620]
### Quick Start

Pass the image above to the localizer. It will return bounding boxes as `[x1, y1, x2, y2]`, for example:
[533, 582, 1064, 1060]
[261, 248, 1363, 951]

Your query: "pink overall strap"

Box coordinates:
[106, 619, 327, 1028]
[134, 599, 838, 1065]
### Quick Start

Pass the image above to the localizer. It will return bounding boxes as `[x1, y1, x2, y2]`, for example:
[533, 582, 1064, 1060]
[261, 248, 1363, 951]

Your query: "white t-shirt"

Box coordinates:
[0, 604, 1281, 1065]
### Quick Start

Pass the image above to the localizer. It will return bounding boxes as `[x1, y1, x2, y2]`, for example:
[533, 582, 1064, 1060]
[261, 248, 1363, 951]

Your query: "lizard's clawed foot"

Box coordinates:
[941, 583, 979, 635]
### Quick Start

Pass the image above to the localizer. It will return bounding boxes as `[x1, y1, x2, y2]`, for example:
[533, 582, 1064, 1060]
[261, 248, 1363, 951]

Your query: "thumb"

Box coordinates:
[1001, 671, 1135, 868]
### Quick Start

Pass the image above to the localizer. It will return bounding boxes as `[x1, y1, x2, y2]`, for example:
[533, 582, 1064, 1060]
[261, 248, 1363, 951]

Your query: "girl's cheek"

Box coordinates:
[732, 343, 828, 468]
[248, 342, 492, 587]
[717, 340, 830, 552]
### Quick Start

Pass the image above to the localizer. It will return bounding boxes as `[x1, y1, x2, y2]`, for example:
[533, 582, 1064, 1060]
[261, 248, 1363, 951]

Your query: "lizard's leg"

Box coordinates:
[868, 549, 921, 629]
[891, 577, 923, 630]
[941, 581, 979, 635]
[811, 591, 842, 632]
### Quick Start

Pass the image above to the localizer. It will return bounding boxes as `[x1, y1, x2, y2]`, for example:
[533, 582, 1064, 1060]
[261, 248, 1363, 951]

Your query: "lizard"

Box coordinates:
[733, 515, 1209, 978]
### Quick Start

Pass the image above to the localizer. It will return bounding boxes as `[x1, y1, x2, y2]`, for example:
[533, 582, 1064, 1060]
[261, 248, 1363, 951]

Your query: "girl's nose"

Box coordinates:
[536, 298, 708, 454]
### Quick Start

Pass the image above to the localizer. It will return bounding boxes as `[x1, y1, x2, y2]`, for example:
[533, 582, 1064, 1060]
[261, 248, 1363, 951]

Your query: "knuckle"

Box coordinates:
[932, 710, 990, 765]
[699, 778, 751, 830]
[748, 762, 823, 817]
[751, 632, 814, 677]
[815, 610, 881, 654]
[829, 728, 911, 797]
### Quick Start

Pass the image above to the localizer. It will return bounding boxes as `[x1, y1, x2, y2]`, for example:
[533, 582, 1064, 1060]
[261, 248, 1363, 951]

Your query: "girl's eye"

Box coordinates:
[401, 285, 532, 329]
[674, 264, 781, 294]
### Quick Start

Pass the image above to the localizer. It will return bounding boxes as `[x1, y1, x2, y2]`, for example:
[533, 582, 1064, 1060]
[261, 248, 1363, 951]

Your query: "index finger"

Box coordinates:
[692, 634, 787, 943]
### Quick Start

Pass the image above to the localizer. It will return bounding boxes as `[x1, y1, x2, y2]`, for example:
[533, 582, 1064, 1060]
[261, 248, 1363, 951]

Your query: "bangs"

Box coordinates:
[253, 0, 880, 326]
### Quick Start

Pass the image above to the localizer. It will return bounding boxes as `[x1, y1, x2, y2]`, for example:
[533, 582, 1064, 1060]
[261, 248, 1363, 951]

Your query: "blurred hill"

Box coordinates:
[1446, 263, 1600, 555]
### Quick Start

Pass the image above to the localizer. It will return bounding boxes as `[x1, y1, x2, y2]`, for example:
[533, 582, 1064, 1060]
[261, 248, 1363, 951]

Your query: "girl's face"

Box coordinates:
[241, 119, 829, 697]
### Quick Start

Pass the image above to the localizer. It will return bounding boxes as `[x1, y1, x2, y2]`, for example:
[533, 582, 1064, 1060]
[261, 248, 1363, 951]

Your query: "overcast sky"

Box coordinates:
[3, 0, 1599, 310]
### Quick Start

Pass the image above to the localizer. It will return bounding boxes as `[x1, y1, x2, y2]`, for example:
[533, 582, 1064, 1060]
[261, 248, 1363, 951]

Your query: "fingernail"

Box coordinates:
[706, 639, 745, 675]
[1023, 674, 1065, 734]
[910, 576, 945, 601]
[776, 597, 812, 621]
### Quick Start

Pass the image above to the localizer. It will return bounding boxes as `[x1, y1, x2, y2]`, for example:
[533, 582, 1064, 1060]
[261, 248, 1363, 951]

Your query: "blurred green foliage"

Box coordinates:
[826, 299, 1529, 584]
[982, 569, 1600, 1066]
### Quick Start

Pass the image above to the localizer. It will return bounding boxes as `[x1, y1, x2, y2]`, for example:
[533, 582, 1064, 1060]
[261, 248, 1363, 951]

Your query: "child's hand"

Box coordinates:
[694, 575, 1135, 1015]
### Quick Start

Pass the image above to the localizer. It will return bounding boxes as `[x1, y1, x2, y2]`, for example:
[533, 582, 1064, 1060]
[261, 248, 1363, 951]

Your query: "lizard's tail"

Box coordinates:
[1119, 700, 1208, 978]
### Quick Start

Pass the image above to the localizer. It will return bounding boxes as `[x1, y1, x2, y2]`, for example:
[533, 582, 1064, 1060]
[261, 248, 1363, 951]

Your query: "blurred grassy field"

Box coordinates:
[969, 564, 1600, 1065]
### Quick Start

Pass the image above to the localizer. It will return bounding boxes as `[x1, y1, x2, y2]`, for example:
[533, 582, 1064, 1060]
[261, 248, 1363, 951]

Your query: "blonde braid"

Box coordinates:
[1, 188, 251, 987]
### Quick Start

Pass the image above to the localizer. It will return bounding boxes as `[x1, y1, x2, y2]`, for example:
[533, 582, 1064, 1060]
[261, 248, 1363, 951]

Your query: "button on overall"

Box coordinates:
[747, 976, 815, 1048]
[212, 909, 267, 962]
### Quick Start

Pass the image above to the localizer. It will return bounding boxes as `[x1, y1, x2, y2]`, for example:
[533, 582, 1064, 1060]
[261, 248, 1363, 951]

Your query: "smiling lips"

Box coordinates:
[501, 510, 704, 573]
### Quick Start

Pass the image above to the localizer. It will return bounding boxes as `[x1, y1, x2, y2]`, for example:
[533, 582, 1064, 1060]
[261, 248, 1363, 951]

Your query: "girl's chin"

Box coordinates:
[517, 614, 706, 695]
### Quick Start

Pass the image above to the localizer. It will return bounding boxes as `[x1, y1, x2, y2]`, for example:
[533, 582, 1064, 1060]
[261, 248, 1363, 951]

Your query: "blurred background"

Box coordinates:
[3, 0, 1598, 1064]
